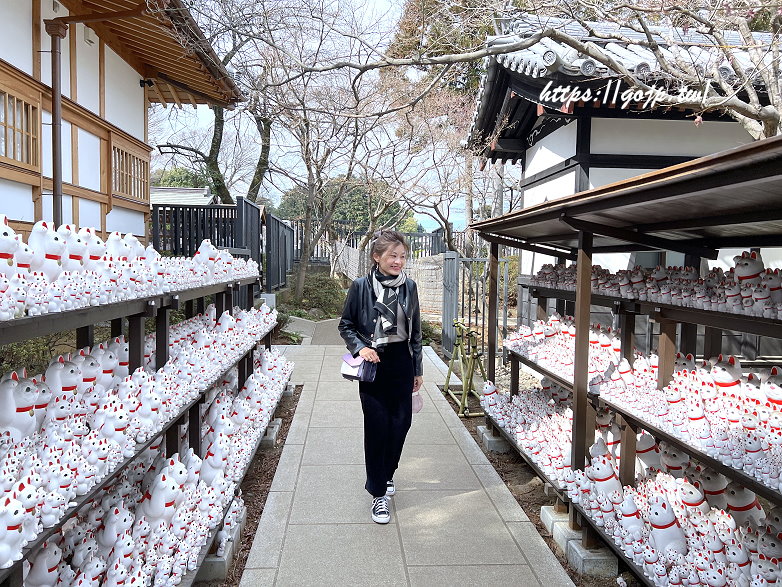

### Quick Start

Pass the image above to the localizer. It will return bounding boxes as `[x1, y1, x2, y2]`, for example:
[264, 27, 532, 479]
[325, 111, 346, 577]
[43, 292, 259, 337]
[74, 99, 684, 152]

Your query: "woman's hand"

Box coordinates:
[413, 376, 423, 393]
[359, 347, 380, 363]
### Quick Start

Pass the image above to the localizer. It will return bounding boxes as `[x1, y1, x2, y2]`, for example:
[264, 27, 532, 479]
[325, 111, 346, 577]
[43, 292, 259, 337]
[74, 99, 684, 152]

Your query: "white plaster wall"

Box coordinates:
[41, 111, 73, 183]
[524, 122, 577, 176]
[40, 2, 71, 98]
[79, 199, 101, 230]
[41, 193, 74, 225]
[522, 170, 575, 208]
[0, 178, 34, 222]
[104, 47, 144, 141]
[77, 128, 101, 191]
[75, 24, 100, 114]
[591, 119, 753, 156]
[589, 168, 657, 189]
[712, 248, 782, 272]
[106, 207, 145, 236]
[0, 2, 33, 75]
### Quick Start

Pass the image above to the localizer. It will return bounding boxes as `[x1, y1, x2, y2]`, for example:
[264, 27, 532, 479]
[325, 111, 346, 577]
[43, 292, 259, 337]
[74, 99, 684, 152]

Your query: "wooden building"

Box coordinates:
[467, 14, 765, 275]
[0, 1, 243, 241]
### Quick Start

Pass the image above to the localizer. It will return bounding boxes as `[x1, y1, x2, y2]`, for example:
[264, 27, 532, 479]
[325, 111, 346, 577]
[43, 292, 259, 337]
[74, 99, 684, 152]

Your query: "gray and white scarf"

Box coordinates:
[371, 269, 406, 348]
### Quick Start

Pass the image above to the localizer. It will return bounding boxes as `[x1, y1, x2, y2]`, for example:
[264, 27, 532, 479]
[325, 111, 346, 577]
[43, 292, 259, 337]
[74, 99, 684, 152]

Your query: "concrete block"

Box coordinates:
[566, 539, 618, 577]
[260, 293, 276, 309]
[283, 383, 295, 397]
[261, 418, 283, 449]
[552, 520, 582, 553]
[477, 425, 510, 453]
[195, 504, 247, 582]
[540, 505, 569, 534]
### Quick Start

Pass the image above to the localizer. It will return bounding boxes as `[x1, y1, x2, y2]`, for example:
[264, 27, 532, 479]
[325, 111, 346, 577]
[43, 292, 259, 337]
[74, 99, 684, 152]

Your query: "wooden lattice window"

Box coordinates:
[0, 89, 39, 169]
[111, 139, 150, 203]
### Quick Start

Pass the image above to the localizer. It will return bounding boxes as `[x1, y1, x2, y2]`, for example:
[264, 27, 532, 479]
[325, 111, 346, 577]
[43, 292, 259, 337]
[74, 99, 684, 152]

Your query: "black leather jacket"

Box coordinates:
[338, 276, 423, 376]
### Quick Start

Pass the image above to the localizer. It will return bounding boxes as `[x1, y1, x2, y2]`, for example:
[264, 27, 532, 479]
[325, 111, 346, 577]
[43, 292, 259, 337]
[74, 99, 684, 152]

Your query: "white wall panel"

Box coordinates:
[79, 198, 101, 230]
[104, 47, 144, 141]
[75, 24, 100, 113]
[106, 206, 144, 235]
[591, 119, 752, 156]
[41, 193, 74, 225]
[41, 111, 73, 183]
[0, 178, 34, 222]
[589, 168, 656, 189]
[77, 128, 101, 191]
[522, 170, 575, 208]
[524, 122, 577, 176]
[0, 2, 33, 75]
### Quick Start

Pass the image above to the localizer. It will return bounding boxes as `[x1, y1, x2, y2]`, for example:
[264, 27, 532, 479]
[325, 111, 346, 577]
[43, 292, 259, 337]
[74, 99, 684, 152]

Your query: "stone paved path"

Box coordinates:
[239, 335, 574, 586]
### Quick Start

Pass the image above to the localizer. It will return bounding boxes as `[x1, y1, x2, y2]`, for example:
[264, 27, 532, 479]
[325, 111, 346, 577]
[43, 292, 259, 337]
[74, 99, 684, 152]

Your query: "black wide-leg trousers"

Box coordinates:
[358, 341, 414, 498]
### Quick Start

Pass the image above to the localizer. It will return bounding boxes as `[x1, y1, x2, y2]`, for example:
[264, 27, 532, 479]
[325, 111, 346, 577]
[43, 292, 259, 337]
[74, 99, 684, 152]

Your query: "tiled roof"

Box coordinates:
[150, 187, 218, 206]
[469, 13, 774, 147]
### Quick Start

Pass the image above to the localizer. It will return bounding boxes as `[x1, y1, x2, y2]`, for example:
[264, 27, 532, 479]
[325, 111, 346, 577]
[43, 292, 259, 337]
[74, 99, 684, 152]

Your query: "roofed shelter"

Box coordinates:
[0, 1, 242, 242]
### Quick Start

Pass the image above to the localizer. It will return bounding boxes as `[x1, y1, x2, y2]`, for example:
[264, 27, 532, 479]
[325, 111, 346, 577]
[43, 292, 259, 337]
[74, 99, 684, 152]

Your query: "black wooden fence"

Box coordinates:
[265, 213, 294, 292]
[152, 197, 286, 291]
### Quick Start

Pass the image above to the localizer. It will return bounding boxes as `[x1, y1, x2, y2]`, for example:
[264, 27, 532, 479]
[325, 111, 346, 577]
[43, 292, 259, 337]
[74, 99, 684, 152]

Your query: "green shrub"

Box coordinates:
[421, 320, 442, 346]
[288, 273, 346, 317]
[275, 310, 292, 331]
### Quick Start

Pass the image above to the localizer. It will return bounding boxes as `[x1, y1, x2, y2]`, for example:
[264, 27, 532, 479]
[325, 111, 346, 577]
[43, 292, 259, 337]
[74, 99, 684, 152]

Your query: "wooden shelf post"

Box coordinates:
[572, 231, 593, 473]
[657, 319, 677, 390]
[488, 241, 499, 384]
[156, 306, 170, 370]
[128, 314, 145, 372]
[76, 325, 94, 350]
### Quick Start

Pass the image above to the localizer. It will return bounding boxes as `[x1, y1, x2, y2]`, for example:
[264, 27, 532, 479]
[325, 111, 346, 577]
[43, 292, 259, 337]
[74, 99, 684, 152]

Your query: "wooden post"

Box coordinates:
[703, 327, 722, 360]
[196, 297, 205, 315]
[680, 323, 697, 357]
[509, 353, 519, 395]
[127, 314, 145, 372]
[487, 241, 499, 384]
[111, 318, 123, 338]
[536, 295, 549, 321]
[76, 325, 94, 350]
[156, 307, 170, 370]
[44, 20, 68, 227]
[184, 299, 195, 319]
[657, 319, 677, 390]
[189, 400, 203, 457]
[571, 231, 593, 473]
[166, 417, 181, 457]
[617, 311, 637, 485]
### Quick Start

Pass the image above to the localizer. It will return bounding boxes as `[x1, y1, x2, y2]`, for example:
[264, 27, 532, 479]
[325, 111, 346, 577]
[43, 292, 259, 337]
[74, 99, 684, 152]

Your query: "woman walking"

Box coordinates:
[338, 230, 423, 524]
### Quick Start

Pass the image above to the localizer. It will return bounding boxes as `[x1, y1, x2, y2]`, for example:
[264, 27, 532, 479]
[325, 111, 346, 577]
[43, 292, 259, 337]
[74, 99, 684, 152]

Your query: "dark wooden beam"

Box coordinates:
[560, 215, 718, 259]
[487, 242, 499, 383]
[480, 232, 577, 260]
[572, 231, 593, 473]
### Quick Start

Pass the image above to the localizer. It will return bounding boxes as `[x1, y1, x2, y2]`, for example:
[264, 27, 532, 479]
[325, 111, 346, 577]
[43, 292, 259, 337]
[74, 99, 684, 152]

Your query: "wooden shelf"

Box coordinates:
[570, 502, 654, 587]
[484, 411, 569, 502]
[529, 285, 782, 340]
[0, 276, 260, 345]
[594, 395, 782, 506]
[509, 349, 574, 393]
[0, 322, 273, 584]
[179, 374, 290, 587]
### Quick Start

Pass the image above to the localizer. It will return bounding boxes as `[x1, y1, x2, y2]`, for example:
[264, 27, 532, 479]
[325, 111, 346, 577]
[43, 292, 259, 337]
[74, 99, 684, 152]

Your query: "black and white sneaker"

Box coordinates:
[371, 496, 390, 524]
[386, 480, 396, 496]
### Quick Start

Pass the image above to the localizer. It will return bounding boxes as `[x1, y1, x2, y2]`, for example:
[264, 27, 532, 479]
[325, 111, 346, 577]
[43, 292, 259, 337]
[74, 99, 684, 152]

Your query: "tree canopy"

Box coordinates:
[275, 179, 417, 236]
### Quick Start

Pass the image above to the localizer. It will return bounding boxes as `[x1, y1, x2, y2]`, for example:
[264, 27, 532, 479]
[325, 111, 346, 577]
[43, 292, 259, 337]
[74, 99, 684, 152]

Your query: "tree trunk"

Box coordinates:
[208, 106, 233, 204]
[294, 207, 314, 301]
[247, 114, 272, 203]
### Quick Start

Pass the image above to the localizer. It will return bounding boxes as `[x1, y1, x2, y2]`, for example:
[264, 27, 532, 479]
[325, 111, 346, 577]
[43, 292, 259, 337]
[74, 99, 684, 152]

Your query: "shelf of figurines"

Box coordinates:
[0, 303, 282, 583]
[10, 350, 292, 587]
[0, 218, 262, 345]
[179, 376, 291, 587]
[506, 319, 782, 508]
[483, 380, 782, 587]
[510, 349, 575, 394]
[529, 261, 782, 341]
[0, 275, 260, 346]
